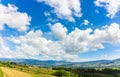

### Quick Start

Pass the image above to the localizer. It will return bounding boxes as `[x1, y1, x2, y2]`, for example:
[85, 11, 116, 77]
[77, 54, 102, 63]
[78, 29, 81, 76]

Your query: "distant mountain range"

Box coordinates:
[0, 58, 120, 68]
[63, 59, 120, 68]
[0, 58, 71, 67]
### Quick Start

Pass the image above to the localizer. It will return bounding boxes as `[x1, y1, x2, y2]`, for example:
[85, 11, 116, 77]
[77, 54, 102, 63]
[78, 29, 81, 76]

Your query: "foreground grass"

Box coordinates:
[1, 67, 32, 77]
[1, 63, 57, 77]
[0, 66, 57, 77]
[0, 68, 3, 77]
[0, 62, 57, 77]
[15, 67, 57, 77]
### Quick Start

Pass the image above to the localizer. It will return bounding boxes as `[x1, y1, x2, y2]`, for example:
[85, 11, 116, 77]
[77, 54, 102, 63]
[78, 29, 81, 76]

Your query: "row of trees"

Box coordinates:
[53, 69, 78, 77]
[53, 67, 120, 77]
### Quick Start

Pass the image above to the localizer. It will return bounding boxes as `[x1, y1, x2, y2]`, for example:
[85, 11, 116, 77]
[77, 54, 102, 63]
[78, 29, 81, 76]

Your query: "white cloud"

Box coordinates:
[37, 0, 82, 22]
[1, 22, 120, 61]
[95, 9, 99, 13]
[0, 4, 31, 31]
[47, 18, 58, 23]
[83, 20, 89, 25]
[101, 53, 120, 60]
[94, 0, 120, 18]
[44, 12, 58, 23]
[80, 19, 90, 26]
[7, 30, 79, 61]
[44, 11, 51, 17]
[93, 23, 120, 44]
[50, 23, 67, 40]
[63, 28, 93, 54]
[0, 36, 16, 58]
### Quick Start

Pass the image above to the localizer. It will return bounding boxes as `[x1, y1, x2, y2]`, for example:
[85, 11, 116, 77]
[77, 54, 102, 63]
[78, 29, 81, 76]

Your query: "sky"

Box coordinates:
[0, 0, 120, 62]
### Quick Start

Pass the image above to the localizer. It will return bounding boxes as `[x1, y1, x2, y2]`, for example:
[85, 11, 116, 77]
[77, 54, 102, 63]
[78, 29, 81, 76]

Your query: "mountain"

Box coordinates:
[0, 58, 120, 68]
[63, 58, 120, 68]
[0, 58, 71, 67]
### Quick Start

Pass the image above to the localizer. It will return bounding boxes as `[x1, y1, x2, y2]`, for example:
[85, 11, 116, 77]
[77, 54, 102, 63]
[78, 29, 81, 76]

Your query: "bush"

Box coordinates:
[53, 69, 78, 77]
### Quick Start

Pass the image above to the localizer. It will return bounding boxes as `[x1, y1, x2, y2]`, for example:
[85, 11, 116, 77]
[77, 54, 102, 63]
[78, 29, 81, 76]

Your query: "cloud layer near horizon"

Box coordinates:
[0, 22, 120, 61]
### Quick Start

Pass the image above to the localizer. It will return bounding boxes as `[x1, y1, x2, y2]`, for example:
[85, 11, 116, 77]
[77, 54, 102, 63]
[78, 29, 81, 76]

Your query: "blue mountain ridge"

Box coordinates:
[0, 58, 120, 67]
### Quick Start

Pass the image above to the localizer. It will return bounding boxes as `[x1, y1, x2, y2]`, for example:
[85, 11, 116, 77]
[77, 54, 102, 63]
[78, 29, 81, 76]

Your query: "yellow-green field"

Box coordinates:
[0, 61, 78, 77]
[0, 62, 58, 77]
[1, 67, 32, 77]
[0, 68, 3, 77]
[0, 66, 57, 77]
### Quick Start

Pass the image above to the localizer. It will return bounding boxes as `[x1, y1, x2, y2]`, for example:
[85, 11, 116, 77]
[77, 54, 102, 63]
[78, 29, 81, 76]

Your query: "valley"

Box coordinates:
[1, 59, 120, 77]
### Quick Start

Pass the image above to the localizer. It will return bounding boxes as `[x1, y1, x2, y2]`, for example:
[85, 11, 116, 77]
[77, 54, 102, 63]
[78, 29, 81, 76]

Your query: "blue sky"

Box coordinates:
[0, 0, 120, 62]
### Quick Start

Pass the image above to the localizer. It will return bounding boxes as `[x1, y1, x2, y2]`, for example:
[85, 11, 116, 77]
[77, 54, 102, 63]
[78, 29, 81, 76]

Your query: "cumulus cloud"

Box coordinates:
[0, 4, 31, 31]
[80, 19, 90, 26]
[94, 0, 120, 18]
[7, 30, 79, 61]
[50, 23, 67, 40]
[44, 12, 50, 16]
[1, 22, 120, 61]
[37, 0, 82, 22]
[83, 20, 89, 25]
[0, 36, 15, 58]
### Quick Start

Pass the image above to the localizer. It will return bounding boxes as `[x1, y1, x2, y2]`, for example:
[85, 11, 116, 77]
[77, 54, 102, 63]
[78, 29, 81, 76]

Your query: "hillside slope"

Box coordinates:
[0, 67, 33, 77]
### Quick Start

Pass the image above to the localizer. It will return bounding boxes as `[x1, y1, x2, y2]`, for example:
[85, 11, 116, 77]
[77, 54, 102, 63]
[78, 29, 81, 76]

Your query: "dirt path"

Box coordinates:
[0, 67, 33, 77]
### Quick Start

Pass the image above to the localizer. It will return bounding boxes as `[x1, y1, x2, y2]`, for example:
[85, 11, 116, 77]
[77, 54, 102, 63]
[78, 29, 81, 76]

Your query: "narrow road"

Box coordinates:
[0, 67, 33, 77]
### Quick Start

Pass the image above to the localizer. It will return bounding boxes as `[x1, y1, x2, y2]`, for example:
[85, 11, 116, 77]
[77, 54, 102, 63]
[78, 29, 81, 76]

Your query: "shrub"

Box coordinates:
[53, 69, 78, 77]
